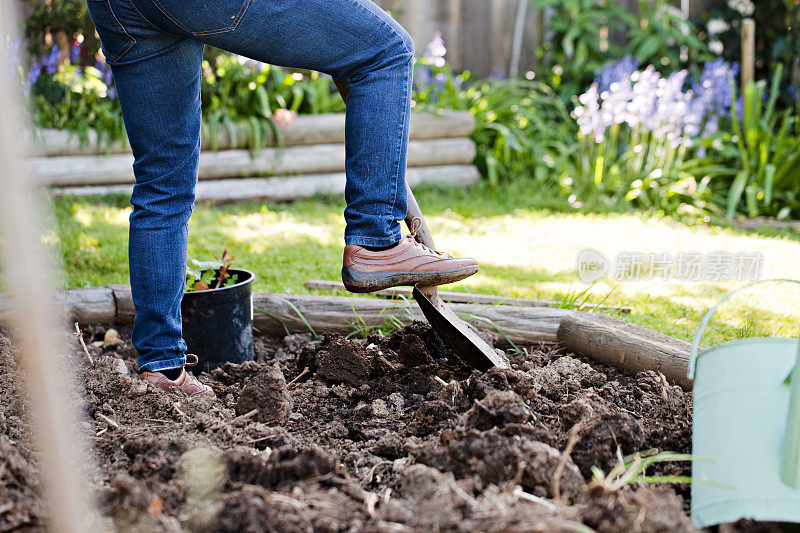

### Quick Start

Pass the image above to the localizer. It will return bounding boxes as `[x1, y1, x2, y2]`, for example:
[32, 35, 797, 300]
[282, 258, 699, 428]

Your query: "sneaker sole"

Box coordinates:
[341, 265, 479, 293]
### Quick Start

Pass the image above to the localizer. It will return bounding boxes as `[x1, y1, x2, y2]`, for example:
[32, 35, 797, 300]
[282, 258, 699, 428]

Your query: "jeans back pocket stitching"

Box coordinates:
[148, 0, 251, 36]
[149, 0, 193, 34]
[120, 0, 169, 34]
[192, 0, 252, 35]
[93, 0, 137, 62]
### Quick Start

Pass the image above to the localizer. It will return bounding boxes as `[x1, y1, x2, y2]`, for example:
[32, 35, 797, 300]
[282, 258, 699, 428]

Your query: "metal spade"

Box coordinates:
[404, 183, 509, 370]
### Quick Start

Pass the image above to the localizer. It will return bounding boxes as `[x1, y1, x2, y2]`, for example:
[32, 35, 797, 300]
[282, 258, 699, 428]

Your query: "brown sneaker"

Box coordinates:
[139, 354, 214, 398]
[341, 226, 478, 293]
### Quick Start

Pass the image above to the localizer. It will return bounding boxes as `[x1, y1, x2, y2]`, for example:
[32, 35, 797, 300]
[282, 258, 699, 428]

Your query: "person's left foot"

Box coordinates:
[139, 354, 214, 398]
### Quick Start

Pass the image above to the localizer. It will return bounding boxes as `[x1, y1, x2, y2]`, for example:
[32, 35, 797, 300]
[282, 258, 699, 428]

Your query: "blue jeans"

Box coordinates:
[86, 0, 413, 372]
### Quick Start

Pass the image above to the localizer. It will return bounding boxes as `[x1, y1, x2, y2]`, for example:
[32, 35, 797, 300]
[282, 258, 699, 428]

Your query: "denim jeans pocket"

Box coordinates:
[86, 0, 136, 63]
[148, 0, 252, 36]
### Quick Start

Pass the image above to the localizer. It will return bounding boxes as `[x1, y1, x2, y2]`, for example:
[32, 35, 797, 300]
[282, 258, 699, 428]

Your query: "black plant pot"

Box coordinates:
[181, 268, 255, 373]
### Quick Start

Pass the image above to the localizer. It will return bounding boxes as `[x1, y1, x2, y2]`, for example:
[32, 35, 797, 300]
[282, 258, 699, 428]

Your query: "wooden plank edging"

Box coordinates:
[305, 279, 633, 313]
[52, 164, 480, 201]
[31, 110, 476, 157]
[35, 138, 477, 187]
[0, 287, 693, 389]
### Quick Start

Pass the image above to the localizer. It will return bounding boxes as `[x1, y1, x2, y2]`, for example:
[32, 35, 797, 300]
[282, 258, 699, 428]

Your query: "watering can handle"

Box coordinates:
[688, 278, 800, 379]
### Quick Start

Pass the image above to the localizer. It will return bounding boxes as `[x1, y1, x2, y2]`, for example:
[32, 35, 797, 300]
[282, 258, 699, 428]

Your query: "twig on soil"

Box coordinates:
[378, 355, 397, 371]
[507, 459, 526, 491]
[511, 486, 557, 512]
[433, 375, 449, 387]
[365, 492, 380, 518]
[96, 413, 120, 430]
[95, 428, 107, 437]
[172, 402, 187, 418]
[208, 409, 258, 431]
[448, 479, 485, 512]
[143, 418, 170, 424]
[657, 371, 671, 404]
[553, 421, 584, 501]
[365, 461, 392, 484]
[287, 367, 310, 389]
[73, 322, 94, 366]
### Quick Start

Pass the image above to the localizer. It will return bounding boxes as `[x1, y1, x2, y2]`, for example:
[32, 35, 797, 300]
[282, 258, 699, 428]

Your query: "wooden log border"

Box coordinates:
[0, 286, 693, 389]
[35, 138, 477, 187]
[30, 111, 475, 157]
[304, 279, 632, 313]
[52, 164, 480, 201]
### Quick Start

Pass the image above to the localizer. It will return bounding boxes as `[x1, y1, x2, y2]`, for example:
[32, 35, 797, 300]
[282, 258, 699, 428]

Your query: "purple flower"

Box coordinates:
[95, 60, 114, 87]
[70, 41, 82, 64]
[595, 55, 640, 93]
[417, 64, 431, 86]
[42, 44, 61, 74]
[692, 58, 738, 122]
[25, 62, 42, 90]
[490, 66, 506, 81]
[576, 63, 731, 146]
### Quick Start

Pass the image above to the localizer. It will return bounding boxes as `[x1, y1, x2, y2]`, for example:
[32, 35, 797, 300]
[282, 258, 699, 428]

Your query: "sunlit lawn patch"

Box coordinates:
[51, 181, 800, 346]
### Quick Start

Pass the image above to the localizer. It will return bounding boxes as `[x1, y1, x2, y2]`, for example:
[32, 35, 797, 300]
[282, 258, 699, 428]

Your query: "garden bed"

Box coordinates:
[0, 322, 697, 531]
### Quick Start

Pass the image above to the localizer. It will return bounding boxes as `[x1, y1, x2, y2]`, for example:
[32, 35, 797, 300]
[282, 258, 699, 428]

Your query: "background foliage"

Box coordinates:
[19, 0, 800, 223]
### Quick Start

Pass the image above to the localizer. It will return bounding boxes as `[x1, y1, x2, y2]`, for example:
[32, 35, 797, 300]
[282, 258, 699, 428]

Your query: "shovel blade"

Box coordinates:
[412, 286, 509, 370]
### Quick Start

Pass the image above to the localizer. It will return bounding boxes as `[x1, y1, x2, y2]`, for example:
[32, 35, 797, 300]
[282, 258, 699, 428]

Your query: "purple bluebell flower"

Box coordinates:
[435, 72, 447, 91]
[70, 41, 82, 64]
[692, 58, 738, 121]
[25, 62, 42, 90]
[576, 62, 736, 147]
[595, 55, 640, 93]
[42, 44, 61, 74]
[417, 63, 432, 86]
[95, 60, 114, 87]
[490, 66, 506, 81]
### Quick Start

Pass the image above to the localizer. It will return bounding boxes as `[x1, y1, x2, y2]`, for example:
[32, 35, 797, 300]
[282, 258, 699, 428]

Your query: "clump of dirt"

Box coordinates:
[235, 363, 293, 425]
[0, 321, 698, 531]
[310, 334, 375, 385]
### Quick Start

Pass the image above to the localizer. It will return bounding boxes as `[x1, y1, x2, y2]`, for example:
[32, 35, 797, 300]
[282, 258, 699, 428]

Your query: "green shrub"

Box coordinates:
[694, 0, 800, 109]
[693, 66, 800, 220]
[531, 0, 712, 101]
[415, 57, 577, 189]
[30, 63, 126, 148]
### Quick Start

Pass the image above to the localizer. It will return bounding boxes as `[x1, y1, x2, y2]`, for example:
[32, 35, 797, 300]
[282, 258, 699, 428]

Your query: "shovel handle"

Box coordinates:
[404, 182, 435, 250]
[404, 184, 439, 298]
[688, 278, 800, 379]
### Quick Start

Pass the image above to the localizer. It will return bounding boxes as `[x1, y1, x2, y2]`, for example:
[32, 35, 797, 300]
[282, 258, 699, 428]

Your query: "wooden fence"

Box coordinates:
[374, 0, 718, 79]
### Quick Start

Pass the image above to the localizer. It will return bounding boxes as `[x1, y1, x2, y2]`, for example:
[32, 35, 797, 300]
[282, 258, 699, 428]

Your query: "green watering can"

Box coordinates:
[689, 279, 800, 528]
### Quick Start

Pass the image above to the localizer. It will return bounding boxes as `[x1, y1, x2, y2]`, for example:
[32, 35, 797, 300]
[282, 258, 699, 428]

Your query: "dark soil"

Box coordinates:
[0, 321, 702, 532]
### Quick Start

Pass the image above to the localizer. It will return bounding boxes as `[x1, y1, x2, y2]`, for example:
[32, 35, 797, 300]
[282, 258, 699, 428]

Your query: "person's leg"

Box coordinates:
[85, 0, 211, 393]
[129, 0, 478, 291]
[116, 42, 203, 374]
[131, 0, 413, 246]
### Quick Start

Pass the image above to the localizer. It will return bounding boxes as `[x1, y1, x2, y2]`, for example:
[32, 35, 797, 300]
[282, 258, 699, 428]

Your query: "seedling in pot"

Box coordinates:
[185, 249, 239, 292]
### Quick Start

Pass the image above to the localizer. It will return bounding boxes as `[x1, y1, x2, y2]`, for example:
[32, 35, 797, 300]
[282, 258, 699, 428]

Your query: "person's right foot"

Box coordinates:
[342, 231, 478, 293]
[139, 354, 214, 398]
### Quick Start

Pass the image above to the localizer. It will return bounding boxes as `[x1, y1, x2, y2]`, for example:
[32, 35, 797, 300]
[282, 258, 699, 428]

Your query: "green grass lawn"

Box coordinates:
[51, 180, 800, 347]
